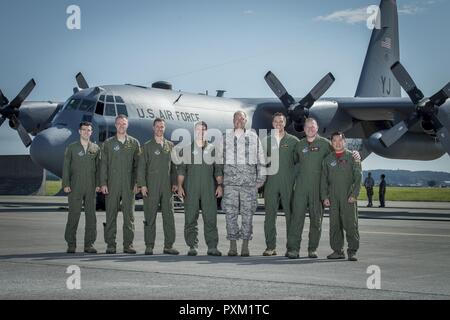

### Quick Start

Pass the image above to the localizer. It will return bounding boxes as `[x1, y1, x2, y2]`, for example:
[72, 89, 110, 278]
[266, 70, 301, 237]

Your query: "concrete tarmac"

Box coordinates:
[0, 196, 449, 300]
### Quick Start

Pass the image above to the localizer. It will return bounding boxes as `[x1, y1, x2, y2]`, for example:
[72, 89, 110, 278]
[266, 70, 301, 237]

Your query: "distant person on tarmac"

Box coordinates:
[364, 172, 375, 207]
[379, 174, 386, 207]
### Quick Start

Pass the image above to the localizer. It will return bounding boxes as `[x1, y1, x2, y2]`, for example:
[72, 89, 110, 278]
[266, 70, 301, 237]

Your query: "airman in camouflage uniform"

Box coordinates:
[222, 111, 266, 257]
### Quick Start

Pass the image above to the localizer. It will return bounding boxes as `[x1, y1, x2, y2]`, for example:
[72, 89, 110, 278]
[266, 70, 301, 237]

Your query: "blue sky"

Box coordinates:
[1, 0, 449, 172]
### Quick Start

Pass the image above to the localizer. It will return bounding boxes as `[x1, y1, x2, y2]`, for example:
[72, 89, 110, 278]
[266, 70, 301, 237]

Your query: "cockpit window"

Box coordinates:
[95, 101, 104, 115]
[65, 98, 82, 111]
[116, 104, 128, 117]
[94, 94, 127, 117]
[105, 103, 116, 117]
[79, 99, 96, 112]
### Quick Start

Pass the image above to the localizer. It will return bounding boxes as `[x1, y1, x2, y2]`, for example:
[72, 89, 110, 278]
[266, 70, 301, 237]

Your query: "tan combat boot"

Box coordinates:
[241, 240, 250, 257]
[228, 240, 238, 256]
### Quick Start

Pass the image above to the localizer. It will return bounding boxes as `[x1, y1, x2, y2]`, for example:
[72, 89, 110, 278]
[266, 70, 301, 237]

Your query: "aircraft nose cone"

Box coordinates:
[30, 127, 76, 178]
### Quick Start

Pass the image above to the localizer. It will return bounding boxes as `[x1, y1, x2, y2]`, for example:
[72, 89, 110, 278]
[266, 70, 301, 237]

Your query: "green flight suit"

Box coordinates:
[177, 142, 223, 250]
[263, 133, 299, 250]
[62, 141, 100, 247]
[100, 135, 140, 248]
[290, 136, 332, 253]
[321, 150, 362, 254]
[137, 138, 177, 250]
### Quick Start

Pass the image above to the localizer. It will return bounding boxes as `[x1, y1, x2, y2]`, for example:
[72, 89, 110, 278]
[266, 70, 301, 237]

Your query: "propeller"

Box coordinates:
[76, 72, 89, 89]
[0, 79, 36, 147]
[264, 71, 335, 132]
[379, 61, 450, 155]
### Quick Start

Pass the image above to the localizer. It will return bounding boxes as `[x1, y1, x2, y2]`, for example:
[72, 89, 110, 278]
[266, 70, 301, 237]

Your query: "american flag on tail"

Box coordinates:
[381, 37, 392, 49]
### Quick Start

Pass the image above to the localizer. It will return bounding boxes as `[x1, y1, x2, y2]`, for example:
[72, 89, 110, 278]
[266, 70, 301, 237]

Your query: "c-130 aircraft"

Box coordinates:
[0, 0, 449, 179]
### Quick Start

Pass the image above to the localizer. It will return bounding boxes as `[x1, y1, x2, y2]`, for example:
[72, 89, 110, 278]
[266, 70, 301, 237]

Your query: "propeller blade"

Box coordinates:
[429, 82, 450, 106]
[379, 114, 421, 147]
[297, 72, 335, 109]
[16, 123, 32, 147]
[0, 116, 6, 127]
[391, 61, 424, 104]
[9, 79, 36, 109]
[436, 126, 450, 156]
[0, 89, 9, 107]
[264, 71, 296, 108]
[10, 115, 32, 147]
[76, 72, 89, 89]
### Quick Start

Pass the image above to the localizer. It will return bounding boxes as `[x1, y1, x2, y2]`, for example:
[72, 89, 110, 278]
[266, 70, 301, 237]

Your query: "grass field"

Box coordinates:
[45, 180, 450, 201]
[45, 180, 62, 196]
[358, 186, 450, 202]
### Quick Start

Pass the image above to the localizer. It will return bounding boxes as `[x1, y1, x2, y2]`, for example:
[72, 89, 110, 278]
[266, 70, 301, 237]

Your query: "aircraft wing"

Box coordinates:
[330, 97, 415, 121]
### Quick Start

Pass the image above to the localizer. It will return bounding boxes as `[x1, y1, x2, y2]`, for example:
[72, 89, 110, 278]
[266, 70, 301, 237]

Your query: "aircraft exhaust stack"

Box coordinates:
[216, 90, 226, 97]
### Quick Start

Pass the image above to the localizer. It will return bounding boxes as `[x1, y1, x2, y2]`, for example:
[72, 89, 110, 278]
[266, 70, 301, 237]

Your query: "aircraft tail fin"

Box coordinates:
[355, 0, 400, 98]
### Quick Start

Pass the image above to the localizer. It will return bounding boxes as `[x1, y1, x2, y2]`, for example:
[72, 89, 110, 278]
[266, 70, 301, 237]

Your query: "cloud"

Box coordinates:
[243, 10, 254, 15]
[398, 4, 423, 15]
[315, 3, 426, 25]
[315, 7, 369, 24]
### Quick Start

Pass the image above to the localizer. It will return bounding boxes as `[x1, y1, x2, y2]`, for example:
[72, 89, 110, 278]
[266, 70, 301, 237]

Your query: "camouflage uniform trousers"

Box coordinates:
[222, 185, 258, 240]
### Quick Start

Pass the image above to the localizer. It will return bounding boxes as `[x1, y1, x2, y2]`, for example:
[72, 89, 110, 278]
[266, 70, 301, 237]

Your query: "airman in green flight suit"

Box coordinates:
[138, 118, 179, 256]
[321, 132, 362, 262]
[177, 121, 223, 256]
[100, 114, 141, 254]
[262, 113, 299, 256]
[63, 121, 100, 254]
[288, 118, 360, 259]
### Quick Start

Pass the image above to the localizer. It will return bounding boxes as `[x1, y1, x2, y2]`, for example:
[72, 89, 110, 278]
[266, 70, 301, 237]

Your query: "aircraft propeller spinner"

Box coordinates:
[380, 61, 450, 155]
[264, 71, 335, 132]
[0, 79, 36, 147]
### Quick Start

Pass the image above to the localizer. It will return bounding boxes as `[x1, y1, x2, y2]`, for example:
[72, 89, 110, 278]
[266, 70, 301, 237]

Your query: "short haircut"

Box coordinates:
[304, 117, 318, 127]
[115, 114, 128, 122]
[79, 121, 92, 129]
[272, 112, 286, 121]
[153, 118, 165, 126]
[381, 174, 386, 179]
[233, 110, 247, 119]
[195, 121, 208, 130]
[330, 131, 345, 140]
